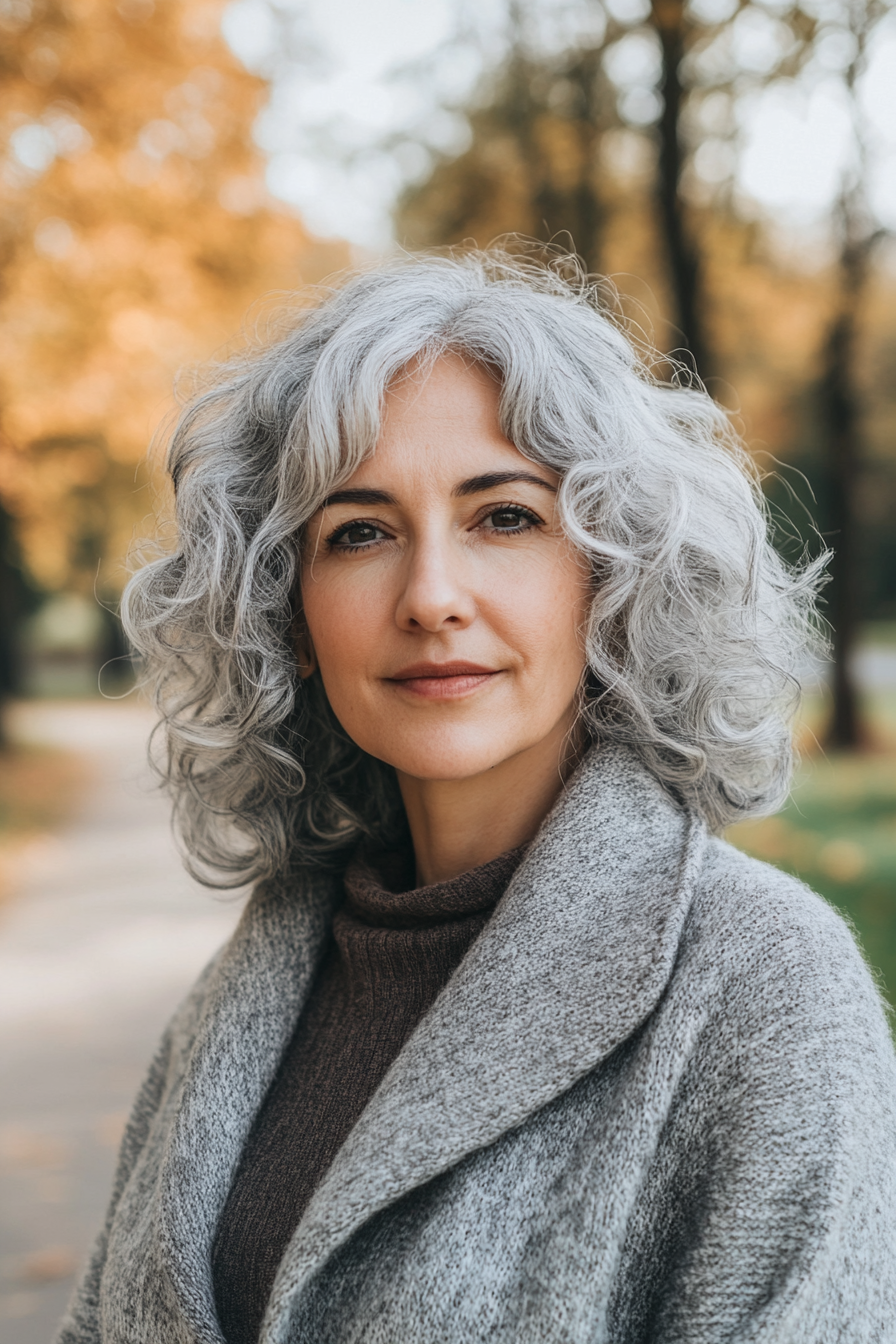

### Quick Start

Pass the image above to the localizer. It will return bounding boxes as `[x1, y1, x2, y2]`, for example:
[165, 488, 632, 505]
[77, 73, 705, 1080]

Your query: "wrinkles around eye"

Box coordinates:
[478, 505, 543, 533]
[326, 520, 390, 549]
[324, 503, 546, 552]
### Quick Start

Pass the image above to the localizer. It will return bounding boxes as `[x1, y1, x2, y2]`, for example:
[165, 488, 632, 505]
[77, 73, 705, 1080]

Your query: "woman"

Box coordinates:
[59, 250, 896, 1344]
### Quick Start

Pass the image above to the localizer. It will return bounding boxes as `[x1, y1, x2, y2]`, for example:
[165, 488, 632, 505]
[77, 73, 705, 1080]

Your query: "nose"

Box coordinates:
[394, 532, 477, 633]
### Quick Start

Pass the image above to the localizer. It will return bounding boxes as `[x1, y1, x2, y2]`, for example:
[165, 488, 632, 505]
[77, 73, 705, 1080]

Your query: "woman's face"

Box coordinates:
[300, 354, 591, 784]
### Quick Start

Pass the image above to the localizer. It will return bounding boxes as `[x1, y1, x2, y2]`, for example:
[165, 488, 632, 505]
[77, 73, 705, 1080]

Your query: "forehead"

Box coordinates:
[347, 353, 538, 488]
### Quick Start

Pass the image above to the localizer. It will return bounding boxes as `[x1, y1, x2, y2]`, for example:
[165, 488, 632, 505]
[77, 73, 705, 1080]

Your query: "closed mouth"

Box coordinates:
[386, 662, 502, 700]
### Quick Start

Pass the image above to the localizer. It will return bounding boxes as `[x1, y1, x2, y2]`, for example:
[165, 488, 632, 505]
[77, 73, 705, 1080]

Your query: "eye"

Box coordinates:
[327, 520, 389, 550]
[479, 504, 543, 533]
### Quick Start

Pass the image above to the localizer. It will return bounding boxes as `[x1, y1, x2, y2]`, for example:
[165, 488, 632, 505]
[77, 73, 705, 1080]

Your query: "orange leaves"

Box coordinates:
[0, 0, 347, 596]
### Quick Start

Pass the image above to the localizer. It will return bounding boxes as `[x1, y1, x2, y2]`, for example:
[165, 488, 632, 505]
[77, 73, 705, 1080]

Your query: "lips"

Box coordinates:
[387, 661, 501, 700]
[390, 661, 495, 680]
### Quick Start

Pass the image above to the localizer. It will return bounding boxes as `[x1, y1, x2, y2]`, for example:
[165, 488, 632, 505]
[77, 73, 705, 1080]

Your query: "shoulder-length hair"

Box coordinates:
[122, 248, 826, 887]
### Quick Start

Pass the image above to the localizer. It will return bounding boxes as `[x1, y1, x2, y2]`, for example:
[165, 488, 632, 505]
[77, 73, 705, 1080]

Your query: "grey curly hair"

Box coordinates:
[122, 247, 826, 887]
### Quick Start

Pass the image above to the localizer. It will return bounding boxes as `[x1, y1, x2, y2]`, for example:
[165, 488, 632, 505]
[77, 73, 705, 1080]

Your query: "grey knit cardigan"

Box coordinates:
[58, 745, 896, 1344]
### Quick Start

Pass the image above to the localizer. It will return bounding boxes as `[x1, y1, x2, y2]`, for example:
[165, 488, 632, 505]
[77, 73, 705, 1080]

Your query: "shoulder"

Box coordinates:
[684, 834, 894, 1076]
[153, 942, 230, 1077]
[655, 836, 896, 1217]
[147, 878, 293, 1073]
[157, 866, 340, 1069]
[695, 834, 870, 970]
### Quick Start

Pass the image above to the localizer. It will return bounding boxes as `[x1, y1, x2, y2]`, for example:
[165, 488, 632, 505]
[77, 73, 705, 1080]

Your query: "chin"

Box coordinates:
[374, 730, 517, 783]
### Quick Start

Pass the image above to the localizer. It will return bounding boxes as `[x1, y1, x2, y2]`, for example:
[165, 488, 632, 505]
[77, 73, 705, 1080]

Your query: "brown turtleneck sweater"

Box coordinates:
[211, 844, 524, 1344]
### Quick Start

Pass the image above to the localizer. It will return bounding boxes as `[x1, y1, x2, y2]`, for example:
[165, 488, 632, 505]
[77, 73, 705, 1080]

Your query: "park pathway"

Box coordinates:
[0, 700, 244, 1344]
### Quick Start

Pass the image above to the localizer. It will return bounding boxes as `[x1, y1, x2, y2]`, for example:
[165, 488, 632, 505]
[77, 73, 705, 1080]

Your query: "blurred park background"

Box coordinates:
[1, 0, 895, 1335]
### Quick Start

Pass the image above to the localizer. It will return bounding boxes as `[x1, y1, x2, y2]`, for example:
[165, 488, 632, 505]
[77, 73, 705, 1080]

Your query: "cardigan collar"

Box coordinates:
[156, 744, 705, 1343]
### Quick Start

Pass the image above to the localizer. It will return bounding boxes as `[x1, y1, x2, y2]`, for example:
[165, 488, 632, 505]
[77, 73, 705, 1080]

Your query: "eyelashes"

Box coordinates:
[326, 520, 388, 550]
[325, 503, 545, 553]
[479, 504, 543, 534]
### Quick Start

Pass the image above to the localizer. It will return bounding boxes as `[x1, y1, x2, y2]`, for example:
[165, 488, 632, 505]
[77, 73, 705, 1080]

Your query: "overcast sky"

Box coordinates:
[221, 0, 896, 250]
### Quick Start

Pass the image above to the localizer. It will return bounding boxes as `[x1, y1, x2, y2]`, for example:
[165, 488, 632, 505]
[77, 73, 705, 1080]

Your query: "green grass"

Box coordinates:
[860, 621, 896, 647]
[729, 691, 896, 1012]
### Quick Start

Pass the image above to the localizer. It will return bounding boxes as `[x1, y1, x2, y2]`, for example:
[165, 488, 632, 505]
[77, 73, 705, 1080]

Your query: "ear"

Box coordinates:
[292, 614, 318, 680]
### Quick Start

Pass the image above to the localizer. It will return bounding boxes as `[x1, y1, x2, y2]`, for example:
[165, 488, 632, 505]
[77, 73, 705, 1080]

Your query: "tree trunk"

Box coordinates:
[563, 51, 603, 274]
[0, 501, 23, 749]
[504, 42, 604, 275]
[822, 239, 868, 750]
[650, 0, 711, 383]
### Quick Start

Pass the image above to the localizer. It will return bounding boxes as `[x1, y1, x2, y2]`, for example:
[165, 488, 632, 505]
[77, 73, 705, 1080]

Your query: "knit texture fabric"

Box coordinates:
[56, 746, 896, 1344]
[211, 844, 523, 1344]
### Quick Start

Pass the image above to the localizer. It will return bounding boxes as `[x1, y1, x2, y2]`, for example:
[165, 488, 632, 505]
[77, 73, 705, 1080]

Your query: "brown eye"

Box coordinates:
[329, 521, 387, 549]
[492, 509, 524, 529]
[482, 505, 541, 533]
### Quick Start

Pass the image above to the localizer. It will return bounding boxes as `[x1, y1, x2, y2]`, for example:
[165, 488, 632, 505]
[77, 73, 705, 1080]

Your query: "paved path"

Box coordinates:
[0, 701, 243, 1344]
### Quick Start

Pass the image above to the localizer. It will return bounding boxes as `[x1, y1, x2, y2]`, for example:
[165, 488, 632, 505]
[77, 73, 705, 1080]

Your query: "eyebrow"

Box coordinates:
[320, 471, 557, 510]
[319, 488, 395, 508]
[452, 471, 557, 498]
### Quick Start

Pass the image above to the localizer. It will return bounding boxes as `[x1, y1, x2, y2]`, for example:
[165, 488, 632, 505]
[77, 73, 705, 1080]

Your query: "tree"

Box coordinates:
[0, 0, 345, 602]
[397, 0, 818, 376]
[0, 498, 34, 740]
[818, 0, 891, 749]
[398, 0, 896, 752]
[649, 0, 710, 379]
[396, 7, 614, 273]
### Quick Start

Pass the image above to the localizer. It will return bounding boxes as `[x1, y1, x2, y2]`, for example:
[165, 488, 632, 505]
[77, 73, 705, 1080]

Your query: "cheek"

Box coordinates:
[300, 567, 388, 685]
[494, 553, 590, 685]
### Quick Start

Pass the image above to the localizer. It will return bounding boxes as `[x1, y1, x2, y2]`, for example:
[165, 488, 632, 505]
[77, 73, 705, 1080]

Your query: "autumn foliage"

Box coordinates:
[0, 0, 345, 596]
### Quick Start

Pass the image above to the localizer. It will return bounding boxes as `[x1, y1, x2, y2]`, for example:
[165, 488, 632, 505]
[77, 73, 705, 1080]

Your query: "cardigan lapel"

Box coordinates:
[263, 745, 706, 1344]
[156, 868, 341, 1343]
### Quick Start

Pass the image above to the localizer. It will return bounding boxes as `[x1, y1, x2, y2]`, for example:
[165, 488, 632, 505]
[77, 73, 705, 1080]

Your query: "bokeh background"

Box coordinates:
[1, 0, 895, 1336]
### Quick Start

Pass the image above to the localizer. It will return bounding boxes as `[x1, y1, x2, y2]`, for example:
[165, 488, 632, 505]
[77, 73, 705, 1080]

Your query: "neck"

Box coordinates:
[396, 717, 585, 886]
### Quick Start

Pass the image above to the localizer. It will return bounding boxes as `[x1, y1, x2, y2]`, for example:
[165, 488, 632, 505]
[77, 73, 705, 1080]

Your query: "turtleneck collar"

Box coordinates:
[343, 844, 527, 930]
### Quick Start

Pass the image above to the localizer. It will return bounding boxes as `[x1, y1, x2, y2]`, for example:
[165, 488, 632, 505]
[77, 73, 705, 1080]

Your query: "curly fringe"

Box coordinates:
[121, 245, 828, 886]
